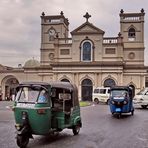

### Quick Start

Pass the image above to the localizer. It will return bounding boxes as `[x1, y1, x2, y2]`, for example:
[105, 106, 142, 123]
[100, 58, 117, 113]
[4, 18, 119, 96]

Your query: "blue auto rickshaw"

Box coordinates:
[109, 86, 134, 118]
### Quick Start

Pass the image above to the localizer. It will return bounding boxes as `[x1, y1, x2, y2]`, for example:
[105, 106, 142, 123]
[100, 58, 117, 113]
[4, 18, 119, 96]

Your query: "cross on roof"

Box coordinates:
[83, 12, 91, 22]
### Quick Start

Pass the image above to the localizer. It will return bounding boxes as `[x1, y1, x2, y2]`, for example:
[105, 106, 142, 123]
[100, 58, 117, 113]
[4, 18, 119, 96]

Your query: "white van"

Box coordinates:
[92, 87, 110, 104]
[133, 87, 148, 108]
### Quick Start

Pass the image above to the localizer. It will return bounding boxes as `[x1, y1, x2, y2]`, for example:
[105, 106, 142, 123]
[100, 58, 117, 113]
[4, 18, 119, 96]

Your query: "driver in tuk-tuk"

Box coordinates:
[122, 91, 129, 98]
[38, 90, 48, 103]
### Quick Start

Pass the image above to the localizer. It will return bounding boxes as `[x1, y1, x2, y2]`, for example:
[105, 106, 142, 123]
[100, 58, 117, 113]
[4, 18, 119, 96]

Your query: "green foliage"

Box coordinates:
[79, 101, 91, 107]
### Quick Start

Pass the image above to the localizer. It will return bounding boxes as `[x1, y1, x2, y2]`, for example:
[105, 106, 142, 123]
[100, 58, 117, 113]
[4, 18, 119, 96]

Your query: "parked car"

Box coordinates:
[133, 87, 148, 108]
[92, 87, 110, 104]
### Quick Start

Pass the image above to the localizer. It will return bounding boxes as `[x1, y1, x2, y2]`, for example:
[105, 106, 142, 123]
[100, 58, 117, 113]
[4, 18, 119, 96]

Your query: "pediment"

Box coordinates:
[71, 21, 104, 35]
[78, 25, 97, 32]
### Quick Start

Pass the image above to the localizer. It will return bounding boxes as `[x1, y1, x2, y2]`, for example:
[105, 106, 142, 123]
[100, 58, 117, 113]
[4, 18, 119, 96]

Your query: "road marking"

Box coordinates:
[137, 136, 148, 141]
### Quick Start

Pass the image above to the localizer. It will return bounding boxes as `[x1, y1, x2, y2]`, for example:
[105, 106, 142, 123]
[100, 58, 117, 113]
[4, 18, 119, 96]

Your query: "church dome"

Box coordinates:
[24, 59, 40, 68]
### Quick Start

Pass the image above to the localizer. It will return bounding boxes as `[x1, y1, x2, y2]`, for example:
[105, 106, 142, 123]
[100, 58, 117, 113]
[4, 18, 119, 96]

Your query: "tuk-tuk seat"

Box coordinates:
[52, 99, 63, 112]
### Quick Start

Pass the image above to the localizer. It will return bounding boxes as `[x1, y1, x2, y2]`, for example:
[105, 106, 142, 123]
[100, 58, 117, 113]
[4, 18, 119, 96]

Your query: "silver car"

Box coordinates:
[133, 88, 148, 108]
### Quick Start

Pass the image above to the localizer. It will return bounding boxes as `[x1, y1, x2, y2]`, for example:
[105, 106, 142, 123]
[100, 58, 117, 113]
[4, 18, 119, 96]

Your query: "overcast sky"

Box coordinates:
[0, 0, 148, 67]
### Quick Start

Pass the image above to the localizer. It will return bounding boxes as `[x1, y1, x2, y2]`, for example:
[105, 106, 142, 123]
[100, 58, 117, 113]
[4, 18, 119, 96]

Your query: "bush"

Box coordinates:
[79, 101, 91, 107]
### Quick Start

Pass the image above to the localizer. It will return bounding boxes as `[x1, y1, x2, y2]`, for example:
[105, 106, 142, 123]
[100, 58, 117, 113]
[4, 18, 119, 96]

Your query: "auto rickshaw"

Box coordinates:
[109, 86, 134, 118]
[13, 81, 82, 148]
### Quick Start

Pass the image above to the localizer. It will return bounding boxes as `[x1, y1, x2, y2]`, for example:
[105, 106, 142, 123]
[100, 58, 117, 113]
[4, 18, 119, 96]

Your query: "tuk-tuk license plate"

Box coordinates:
[115, 108, 121, 112]
[17, 103, 35, 108]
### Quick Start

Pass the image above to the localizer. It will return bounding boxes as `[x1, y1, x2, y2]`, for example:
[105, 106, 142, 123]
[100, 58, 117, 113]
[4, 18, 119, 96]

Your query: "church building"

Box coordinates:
[0, 9, 147, 101]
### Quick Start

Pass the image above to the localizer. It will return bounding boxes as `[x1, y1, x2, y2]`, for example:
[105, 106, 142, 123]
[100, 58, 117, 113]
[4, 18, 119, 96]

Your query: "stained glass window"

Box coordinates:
[81, 41, 92, 61]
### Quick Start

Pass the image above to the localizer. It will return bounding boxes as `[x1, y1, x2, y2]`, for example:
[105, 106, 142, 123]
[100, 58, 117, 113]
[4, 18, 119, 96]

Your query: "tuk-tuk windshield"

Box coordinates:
[16, 86, 48, 103]
[111, 90, 129, 98]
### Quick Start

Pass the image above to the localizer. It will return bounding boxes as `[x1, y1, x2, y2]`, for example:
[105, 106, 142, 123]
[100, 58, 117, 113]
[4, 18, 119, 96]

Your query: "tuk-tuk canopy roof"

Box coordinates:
[19, 81, 75, 91]
[110, 86, 133, 92]
[18, 81, 79, 106]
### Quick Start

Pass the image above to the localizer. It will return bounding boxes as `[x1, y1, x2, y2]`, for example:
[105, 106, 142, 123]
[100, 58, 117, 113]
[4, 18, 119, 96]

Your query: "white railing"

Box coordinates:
[103, 38, 118, 44]
[123, 16, 140, 21]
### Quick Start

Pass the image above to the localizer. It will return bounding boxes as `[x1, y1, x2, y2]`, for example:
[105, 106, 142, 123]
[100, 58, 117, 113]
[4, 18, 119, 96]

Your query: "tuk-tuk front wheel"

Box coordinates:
[72, 124, 80, 135]
[16, 135, 29, 148]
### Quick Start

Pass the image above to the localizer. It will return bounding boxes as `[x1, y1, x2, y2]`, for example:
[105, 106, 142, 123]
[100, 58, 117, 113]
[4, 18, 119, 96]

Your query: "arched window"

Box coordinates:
[61, 79, 70, 82]
[104, 78, 116, 87]
[128, 28, 136, 41]
[81, 41, 92, 61]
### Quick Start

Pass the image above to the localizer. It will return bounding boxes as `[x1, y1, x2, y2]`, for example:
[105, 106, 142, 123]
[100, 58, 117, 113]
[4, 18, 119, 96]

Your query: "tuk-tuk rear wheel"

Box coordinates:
[72, 123, 80, 135]
[16, 135, 29, 148]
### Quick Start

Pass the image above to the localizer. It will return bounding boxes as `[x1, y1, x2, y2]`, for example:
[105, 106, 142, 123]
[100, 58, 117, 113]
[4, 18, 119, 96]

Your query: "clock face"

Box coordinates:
[49, 29, 56, 36]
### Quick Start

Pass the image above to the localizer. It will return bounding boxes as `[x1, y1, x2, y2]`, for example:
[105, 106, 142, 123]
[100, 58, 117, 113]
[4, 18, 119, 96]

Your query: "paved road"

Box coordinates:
[0, 101, 148, 148]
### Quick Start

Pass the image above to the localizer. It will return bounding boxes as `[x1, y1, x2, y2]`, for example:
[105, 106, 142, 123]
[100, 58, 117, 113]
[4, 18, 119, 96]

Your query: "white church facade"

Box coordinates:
[0, 9, 148, 101]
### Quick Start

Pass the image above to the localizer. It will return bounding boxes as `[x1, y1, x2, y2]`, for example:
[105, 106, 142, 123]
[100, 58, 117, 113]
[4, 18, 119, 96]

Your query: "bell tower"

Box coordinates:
[40, 11, 69, 65]
[120, 9, 145, 65]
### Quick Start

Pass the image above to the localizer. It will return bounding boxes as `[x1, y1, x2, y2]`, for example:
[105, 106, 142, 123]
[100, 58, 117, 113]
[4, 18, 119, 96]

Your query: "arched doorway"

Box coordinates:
[103, 78, 116, 87]
[61, 79, 70, 82]
[2, 76, 19, 100]
[81, 79, 93, 101]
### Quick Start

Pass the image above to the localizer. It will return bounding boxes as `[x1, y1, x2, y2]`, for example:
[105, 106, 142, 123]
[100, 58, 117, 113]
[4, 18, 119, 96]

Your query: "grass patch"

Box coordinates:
[79, 101, 91, 107]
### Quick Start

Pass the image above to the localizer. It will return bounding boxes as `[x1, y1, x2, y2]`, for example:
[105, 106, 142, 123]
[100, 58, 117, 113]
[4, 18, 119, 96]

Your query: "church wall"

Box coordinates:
[0, 71, 42, 85]
[57, 45, 72, 62]
[54, 72, 125, 100]
[123, 49, 144, 60]
[123, 75, 145, 93]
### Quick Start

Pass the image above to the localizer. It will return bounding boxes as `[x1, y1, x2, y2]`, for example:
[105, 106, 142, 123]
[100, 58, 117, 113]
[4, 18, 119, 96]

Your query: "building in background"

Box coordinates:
[0, 9, 148, 101]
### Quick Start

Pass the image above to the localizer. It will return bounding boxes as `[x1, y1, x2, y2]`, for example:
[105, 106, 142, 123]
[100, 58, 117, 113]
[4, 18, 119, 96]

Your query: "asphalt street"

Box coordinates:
[0, 101, 148, 148]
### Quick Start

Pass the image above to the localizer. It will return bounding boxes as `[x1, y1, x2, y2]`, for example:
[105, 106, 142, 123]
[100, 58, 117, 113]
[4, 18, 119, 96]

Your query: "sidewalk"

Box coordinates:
[0, 101, 14, 110]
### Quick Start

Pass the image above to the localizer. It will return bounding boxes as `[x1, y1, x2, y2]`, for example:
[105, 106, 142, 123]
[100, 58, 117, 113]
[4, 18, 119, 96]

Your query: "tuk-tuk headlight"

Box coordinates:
[15, 124, 21, 130]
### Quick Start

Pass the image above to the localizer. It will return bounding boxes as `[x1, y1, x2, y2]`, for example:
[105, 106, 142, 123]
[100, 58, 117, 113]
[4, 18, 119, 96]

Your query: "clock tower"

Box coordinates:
[120, 9, 145, 66]
[40, 11, 69, 65]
